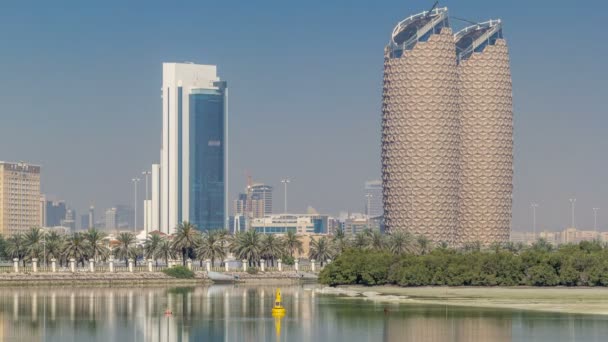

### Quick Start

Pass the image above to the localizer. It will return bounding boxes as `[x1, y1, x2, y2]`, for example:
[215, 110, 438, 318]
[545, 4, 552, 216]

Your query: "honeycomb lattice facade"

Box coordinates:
[457, 40, 513, 245]
[381, 28, 461, 245]
[382, 9, 513, 246]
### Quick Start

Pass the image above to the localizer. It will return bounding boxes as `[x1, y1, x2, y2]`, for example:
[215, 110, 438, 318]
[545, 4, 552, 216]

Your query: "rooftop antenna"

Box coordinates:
[426, 1, 439, 17]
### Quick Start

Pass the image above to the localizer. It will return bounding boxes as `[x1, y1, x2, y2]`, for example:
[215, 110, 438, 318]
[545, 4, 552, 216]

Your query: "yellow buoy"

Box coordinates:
[272, 288, 285, 338]
[271, 288, 286, 316]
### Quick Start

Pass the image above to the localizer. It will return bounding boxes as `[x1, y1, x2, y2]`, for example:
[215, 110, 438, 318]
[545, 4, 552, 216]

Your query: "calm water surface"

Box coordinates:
[1, 284, 607, 341]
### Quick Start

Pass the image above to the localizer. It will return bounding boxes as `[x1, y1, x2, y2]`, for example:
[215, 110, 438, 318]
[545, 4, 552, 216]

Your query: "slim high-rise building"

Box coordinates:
[0, 162, 41, 235]
[364, 180, 383, 218]
[61, 208, 76, 231]
[39, 195, 46, 227]
[233, 193, 247, 216]
[382, 8, 460, 244]
[45, 199, 67, 227]
[248, 184, 272, 215]
[88, 206, 95, 230]
[81, 214, 90, 230]
[151, 163, 161, 231]
[105, 207, 117, 230]
[456, 20, 512, 245]
[160, 63, 227, 233]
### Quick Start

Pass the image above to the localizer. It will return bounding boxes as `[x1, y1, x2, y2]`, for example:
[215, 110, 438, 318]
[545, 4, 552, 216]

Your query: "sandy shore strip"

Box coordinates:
[315, 286, 608, 315]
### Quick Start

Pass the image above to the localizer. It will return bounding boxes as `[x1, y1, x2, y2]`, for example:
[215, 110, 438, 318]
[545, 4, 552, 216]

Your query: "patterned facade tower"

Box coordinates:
[382, 8, 461, 244]
[456, 21, 513, 245]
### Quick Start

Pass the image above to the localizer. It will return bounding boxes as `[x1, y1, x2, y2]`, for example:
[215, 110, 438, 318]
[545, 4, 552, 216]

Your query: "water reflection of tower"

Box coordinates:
[383, 314, 512, 342]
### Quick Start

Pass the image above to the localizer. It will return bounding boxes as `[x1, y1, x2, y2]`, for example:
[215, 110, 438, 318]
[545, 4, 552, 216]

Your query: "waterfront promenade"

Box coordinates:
[0, 257, 324, 284]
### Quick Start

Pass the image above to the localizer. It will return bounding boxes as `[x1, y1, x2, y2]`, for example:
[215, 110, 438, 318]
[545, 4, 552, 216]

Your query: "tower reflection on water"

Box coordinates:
[0, 285, 318, 341]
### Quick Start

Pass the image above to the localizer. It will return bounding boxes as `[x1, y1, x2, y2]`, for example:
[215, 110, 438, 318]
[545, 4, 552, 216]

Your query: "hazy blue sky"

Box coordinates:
[0, 0, 606, 231]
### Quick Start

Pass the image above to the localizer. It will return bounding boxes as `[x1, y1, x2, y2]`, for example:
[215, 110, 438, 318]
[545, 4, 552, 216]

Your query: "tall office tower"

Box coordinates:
[151, 163, 161, 231]
[105, 207, 117, 230]
[115, 204, 134, 229]
[160, 63, 227, 233]
[381, 8, 460, 244]
[233, 193, 247, 216]
[39, 195, 46, 227]
[81, 214, 90, 230]
[88, 206, 95, 230]
[45, 199, 67, 227]
[248, 184, 272, 215]
[364, 180, 383, 218]
[249, 194, 265, 219]
[61, 208, 76, 231]
[456, 20, 512, 245]
[0, 162, 41, 235]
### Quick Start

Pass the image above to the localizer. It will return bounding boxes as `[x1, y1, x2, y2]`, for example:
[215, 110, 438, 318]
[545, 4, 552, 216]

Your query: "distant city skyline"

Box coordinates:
[0, 1, 606, 232]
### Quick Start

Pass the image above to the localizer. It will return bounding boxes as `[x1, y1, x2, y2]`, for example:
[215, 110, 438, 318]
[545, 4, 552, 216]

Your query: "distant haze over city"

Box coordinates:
[0, 0, 606, 232]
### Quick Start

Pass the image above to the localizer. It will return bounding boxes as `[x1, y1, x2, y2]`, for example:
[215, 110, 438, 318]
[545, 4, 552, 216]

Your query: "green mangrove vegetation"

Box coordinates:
[320, 238, 608, 287]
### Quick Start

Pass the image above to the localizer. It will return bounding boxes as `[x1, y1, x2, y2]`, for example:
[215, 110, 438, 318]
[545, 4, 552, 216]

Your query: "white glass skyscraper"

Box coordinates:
[158, 63, 228, 233]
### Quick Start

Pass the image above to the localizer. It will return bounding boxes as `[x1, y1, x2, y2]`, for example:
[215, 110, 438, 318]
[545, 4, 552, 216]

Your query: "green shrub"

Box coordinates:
[162, 266, 194, 279]
[319, 249, 393, 286]
[525, 264, 559, 286]
[282, 256, 295, 265]
[247, 267, 259, 274]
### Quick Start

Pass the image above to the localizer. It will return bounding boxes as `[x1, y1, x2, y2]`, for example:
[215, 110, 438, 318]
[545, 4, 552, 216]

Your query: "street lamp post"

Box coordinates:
[569, 198, 576, 228]
[593, 207, 600, 234]
[531, 203, 539, 240]
[281, 179, 290, 213]
[132, 178, 141, 232]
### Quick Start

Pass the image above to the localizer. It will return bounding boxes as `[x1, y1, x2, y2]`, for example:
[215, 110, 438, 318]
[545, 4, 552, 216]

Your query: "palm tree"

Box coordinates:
[353, 232, 369, 249]
[5, 234, 27, 266]
[331, 228, 349, 255]
[44, 231, 64, 265]
[144, 233, 163, 266]
[24, 227, 45, 262]
[84, 228, 108, 261]
[309, 237, 333, 266]
[214, 229, 230, 266]
[114, 232, 136, 265]
[195, 231, 226, 268]
[231, 230, 262, 266]
[63, 233, 88, 266]
[416, 236, 432, 255]
[387, 231, 417, 255]
[284, 231, 303, 258]
[261, 234, 284, 267]
[369, 230, 386, 251]
[157, 239, 176, 266]
[0, 234, 6, 259]
[172, 222, 200, 265]
[128, 245, 144, 266]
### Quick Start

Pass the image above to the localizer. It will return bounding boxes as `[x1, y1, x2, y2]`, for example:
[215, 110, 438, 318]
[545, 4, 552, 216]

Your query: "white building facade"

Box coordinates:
[154, 63, 228, 234]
